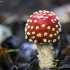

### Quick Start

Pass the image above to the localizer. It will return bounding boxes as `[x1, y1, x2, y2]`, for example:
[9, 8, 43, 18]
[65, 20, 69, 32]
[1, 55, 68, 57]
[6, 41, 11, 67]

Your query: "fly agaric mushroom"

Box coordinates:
[25, 10, 62, 69]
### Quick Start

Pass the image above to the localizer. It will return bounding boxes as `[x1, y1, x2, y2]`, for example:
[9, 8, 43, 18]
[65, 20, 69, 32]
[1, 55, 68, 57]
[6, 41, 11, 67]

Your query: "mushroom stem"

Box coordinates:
[36, 43, 55, 69]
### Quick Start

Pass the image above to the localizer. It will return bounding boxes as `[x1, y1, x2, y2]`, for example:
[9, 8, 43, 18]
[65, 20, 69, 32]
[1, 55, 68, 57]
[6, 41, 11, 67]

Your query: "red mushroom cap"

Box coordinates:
[25, 10, 61, 43]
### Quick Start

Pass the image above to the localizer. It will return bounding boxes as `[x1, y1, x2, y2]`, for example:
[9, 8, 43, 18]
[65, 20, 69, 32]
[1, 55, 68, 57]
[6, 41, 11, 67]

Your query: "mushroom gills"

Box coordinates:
[36, 43, 56, 69]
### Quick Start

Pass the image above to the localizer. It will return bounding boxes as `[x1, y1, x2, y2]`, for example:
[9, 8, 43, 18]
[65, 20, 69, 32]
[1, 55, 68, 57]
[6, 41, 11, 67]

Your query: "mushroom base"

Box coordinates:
[36, 43, 56, 69]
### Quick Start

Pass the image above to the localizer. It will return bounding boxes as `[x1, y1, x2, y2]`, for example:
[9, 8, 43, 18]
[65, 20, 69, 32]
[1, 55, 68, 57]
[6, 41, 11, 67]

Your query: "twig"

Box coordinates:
[25, 58, 37, 70]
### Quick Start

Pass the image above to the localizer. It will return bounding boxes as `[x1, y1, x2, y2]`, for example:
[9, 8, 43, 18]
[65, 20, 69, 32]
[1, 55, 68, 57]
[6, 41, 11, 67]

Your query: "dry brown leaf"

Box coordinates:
[0, 48, 9, 56]
[62, 46, 70, 55]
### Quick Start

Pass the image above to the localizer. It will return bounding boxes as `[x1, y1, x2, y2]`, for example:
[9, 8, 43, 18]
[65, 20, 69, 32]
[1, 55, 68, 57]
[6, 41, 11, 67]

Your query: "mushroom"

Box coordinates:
[0, 24, 12, 44]
[25, 10, 62, 69]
